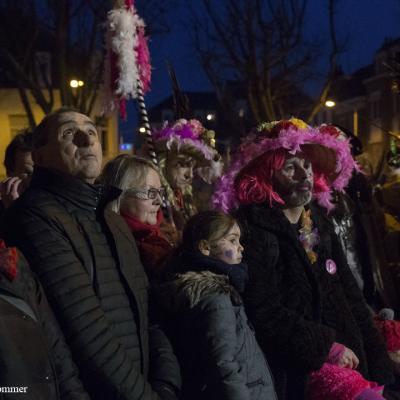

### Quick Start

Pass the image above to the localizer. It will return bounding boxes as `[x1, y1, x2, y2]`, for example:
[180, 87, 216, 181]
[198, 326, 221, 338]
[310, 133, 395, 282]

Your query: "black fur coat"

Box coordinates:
[236, 203, 393, 400]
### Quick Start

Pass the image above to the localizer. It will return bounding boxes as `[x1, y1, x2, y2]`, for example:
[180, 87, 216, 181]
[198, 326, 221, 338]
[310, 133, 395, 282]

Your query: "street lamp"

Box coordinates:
[70, 79, 84, 88]
[139, 126, 146, 133]
[206, 113, 215, 121]
[325, 100, 336, 108]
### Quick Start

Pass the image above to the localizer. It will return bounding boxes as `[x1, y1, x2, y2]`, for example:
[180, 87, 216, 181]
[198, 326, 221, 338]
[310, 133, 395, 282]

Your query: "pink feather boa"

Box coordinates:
[212, 125, 359, 212]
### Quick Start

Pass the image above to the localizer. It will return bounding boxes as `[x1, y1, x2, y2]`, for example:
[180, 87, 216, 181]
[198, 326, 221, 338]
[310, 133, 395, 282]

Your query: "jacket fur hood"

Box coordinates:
[154, 271, 242, 314]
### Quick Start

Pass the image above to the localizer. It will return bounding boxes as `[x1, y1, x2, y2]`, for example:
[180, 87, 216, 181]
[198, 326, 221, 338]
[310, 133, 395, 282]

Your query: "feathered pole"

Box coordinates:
[104, 0, 158, 165]
[104, 0, 172, 215]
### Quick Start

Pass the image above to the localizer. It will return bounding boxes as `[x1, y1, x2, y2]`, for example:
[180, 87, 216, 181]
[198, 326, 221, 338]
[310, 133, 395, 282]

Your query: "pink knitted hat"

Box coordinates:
[212, 118, 359, 212]
[308, 363, 383, 400]
[374, 318, 400, 352]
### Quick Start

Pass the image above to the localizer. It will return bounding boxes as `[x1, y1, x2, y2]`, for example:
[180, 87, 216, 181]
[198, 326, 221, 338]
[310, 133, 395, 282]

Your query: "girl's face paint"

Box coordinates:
[210, 223, 244, 265]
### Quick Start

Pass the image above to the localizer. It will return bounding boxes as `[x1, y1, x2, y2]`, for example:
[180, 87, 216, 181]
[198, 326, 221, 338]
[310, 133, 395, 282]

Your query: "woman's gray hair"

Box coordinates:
[98, 154, 159, 213]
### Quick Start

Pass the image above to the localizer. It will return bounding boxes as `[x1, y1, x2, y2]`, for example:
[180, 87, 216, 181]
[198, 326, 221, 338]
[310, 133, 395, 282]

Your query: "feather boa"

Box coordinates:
[103, 1, 151, 117]
[212, 123, 359, 212]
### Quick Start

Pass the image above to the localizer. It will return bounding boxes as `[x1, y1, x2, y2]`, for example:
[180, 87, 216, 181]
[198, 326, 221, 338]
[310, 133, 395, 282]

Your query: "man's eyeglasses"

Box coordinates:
[124, 187, 166, 200]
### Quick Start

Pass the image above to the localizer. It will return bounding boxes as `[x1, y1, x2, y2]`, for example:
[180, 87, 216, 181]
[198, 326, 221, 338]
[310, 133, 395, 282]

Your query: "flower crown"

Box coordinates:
[153, 119, 216, 148]
[212, 118, 359, 212]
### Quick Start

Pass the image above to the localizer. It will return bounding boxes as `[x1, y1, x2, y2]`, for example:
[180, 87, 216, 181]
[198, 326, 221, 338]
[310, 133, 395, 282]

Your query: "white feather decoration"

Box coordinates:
[107, 8, 138, 98]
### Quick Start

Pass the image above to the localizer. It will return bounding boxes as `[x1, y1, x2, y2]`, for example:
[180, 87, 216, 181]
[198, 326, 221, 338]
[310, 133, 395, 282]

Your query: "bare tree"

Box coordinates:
[0, 0, 177, 128]
[0, 0, 110, 127]
[189, 0, 341, 129]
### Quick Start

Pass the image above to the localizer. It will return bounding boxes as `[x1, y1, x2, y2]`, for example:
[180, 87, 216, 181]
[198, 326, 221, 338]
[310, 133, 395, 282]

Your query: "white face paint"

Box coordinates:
[210, 223, 244, 265]
[166, 154, 196, 191]
[273, 155, 314, 208]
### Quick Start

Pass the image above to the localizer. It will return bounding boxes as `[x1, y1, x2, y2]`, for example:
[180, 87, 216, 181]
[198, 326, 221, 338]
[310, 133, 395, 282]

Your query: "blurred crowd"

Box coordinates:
[0, 108, 399, 400]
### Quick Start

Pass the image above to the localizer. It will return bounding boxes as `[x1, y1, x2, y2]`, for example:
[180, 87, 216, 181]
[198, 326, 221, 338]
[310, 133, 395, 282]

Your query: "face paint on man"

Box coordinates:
[165, 154, 196, 191]
[273, 154, 314, 208]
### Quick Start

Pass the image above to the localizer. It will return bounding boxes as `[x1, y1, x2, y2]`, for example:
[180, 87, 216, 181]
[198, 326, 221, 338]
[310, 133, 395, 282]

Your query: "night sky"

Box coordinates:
[120, 0, 400, 142]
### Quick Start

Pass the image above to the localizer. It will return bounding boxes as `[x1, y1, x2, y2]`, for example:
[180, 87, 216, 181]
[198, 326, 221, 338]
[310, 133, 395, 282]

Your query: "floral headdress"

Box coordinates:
[153, 119, 223, 182]
[212, 118, 359, 212]
[154, 119, 216, 156]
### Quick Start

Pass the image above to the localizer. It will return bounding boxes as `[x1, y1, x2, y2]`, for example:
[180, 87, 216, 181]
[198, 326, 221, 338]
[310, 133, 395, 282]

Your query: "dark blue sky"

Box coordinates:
[120, 0, 400, 141]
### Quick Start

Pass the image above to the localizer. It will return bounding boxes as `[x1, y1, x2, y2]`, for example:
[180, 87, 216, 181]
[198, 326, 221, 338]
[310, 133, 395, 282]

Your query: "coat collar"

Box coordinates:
[238, 202, 299, 240]
[238, 202, 326, 238]
[154, 270, 242, 314]
[30, 167, 121, 211]
[238, 202, 330, 272]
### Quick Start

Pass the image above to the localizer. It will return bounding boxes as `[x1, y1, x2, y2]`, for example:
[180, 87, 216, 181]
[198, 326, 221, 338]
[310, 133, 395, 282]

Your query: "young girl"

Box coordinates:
[154, 210, 277, 400]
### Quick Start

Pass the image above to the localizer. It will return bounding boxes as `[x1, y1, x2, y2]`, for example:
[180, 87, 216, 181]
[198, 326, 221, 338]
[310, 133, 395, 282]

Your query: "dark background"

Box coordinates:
[119, 0, 400, 141]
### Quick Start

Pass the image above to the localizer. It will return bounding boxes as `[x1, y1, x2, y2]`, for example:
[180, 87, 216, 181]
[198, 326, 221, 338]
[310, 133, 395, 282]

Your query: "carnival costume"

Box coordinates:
[153, 119, 223, 228]
[213, 119, 394, 400]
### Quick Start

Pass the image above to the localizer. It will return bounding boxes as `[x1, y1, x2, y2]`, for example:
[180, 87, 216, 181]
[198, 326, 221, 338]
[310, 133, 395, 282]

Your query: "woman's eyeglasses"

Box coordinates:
[124, 187, 166, 200]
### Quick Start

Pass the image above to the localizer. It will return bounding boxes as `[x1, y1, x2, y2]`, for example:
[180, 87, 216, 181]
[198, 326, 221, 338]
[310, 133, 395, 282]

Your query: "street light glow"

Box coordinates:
[206, 113, 215, 121]
[325, 100, 336, 108]
[70, 79, 85, 88]
[139, 126, 146, 133]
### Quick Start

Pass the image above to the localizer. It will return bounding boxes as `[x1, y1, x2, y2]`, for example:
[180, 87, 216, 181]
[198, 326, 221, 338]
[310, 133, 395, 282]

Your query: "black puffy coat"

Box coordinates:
[154, 253, 277, 400]
[0, 252, 90, 400]
[1, 167, 181, 400]
[235, 203, 393, 400]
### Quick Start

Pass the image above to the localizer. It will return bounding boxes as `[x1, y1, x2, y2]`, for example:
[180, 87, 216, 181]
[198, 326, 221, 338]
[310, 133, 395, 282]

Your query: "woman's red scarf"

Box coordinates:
[120, 210, 173, 278]
[0, 239, 17, 281]
[121, 210, 163, 239]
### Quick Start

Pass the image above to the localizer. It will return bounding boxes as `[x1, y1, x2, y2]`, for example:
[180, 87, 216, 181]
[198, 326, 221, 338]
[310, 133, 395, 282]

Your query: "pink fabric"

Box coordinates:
[327, 342, 346, 365]
[354, 388, 385, 400]
[136, 26, 151, 93]
[308, 363, 380, 400]
[374, 318, 400, 352]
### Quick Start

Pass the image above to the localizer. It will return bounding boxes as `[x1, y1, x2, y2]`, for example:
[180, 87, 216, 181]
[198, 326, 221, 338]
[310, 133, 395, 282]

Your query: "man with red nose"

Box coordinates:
[213, 119, 396, 400]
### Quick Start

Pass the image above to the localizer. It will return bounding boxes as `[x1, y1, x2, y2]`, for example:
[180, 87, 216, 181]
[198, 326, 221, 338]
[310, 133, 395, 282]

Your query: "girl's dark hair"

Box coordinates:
[182, 210, 237, 252]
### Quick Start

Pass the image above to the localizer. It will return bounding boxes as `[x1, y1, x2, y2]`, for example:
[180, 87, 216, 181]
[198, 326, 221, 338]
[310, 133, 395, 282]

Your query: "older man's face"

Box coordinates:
[35, 112, 102, 183]
[273, 154, 314, 208]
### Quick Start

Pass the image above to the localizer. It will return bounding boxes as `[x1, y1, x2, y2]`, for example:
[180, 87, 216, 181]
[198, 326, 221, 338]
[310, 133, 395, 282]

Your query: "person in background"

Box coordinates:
[328, 126, 377, 307]
[1, 108, 181, 400]
[150, 119, 223, 231]
[154, 210, 277, 400]
[1, 129, 34, 209]
[99, 154, 177, 280]
[0, 239, 91, 400]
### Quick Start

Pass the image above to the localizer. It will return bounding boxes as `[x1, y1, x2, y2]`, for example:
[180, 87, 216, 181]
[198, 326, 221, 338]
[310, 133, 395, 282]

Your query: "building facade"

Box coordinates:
[0, 89, 119, 178]
[315, 38, 400, 173]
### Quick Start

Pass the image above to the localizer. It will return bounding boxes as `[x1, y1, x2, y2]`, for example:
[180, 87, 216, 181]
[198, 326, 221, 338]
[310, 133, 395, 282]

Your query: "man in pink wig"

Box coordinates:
[213, 119, 397, 400]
